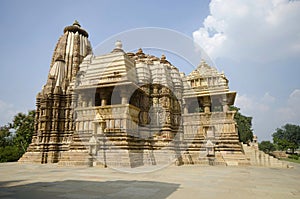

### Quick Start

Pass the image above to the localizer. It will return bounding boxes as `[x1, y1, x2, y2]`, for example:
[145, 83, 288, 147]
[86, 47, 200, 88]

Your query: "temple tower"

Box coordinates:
[19, 21, 92, 163]
[181, 60, 247, 165]
[20, 22, 288, 168]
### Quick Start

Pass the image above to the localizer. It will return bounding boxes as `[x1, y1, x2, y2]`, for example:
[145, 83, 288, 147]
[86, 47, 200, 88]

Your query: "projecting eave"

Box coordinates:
[183, 91, 237, 105]
[74, 80, 140, 91]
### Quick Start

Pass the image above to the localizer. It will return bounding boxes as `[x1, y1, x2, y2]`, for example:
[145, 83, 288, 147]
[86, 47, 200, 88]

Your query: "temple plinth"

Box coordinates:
[19, 22, 288, 168]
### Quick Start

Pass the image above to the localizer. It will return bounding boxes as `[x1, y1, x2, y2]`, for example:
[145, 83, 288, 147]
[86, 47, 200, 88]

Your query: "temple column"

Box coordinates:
[101, 98, 107, 106]
[222, 96, 229, 112]
[222, 102, 229, 112]
[120, 89, 128, 104]
[183, 99, 189, 114]
[152, 85, 159, 107]
[94, 113, 106, 135]
[100, 90, 108, 106]
[82, 95, 87, 107]
[184, 106, 188, 114]
[203, 103, 211, 113]
[203, 96, 211, 113]
[204, 106, 210, 113]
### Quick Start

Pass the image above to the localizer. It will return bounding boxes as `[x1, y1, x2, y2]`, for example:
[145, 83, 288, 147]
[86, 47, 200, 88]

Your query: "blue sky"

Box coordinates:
[0, 0, 299, 141]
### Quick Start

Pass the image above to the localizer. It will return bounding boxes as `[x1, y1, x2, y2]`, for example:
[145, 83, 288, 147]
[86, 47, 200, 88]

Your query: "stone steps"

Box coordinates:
[220, 151, 250, 166]
[242, 144, 289, 168]
[18, 152, 43, 163]
[181, 152, 227, 166]
[58, 151, 90, 166]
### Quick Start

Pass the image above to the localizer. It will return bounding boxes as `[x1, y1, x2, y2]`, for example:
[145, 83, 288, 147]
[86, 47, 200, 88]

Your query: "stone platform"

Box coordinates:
[0, 162, 299, 199]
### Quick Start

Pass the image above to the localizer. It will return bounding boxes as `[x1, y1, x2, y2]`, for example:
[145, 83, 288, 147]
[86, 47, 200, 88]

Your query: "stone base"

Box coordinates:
[242, 144, 289, 168]
[220, 151, 250, 166]
[18, 152, 43, 164]
[19, 144, 290, 169]
[58, 150, 91, 166]
[55, 147, 183, 168]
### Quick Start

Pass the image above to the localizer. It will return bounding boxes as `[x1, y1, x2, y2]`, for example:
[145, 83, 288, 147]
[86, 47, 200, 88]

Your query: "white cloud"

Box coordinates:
[193, 0, 300, 141]
[235, 94, 254, 113]
[277, 89, 300, 121]
[193, 0, 300, 61]
[261, 92, 276, 103]
[235, 92, 274, 114]
[0, 99, 18, 126]
[235, 90, 300, 140]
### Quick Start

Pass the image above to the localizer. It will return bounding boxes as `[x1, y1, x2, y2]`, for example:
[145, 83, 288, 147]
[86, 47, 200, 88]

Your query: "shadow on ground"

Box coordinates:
[0, 180, 179, 199]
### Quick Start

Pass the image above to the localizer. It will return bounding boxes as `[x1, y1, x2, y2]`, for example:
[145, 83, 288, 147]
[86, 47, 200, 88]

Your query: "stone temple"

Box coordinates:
[19, 21, 287, 168]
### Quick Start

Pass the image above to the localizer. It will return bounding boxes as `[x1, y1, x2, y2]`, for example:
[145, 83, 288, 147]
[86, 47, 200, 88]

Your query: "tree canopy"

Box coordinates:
[272, 123, 300, 153]
[259, 141, 275, 154]
[0, 110, 35, 162]
[230, 106, 254, 143]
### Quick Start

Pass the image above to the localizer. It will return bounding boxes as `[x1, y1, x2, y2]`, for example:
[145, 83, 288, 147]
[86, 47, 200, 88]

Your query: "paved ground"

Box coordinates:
[0, 162, 299, 199]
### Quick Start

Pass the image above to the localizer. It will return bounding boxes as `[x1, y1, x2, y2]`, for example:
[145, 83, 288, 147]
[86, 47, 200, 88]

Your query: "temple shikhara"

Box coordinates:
[19, 21, 287, 168]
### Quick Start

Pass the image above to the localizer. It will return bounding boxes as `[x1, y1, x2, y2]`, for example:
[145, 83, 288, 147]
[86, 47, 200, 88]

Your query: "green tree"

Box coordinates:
[0, 110, 35, 162]
[259, 141, 276, 154]
[272, 124, 300, 153]
[12, 110, 36, 153]
[0, 125, 12, 146]
[230, 106, 254, 143]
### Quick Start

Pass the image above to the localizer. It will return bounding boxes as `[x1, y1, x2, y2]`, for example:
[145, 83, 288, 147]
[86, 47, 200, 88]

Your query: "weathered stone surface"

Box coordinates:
[19, 22, 287, 168]
[1, 162, 299, 199]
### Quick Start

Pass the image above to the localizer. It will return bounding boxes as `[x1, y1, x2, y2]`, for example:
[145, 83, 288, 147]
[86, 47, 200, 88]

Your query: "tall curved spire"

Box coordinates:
[47, 21, 92, 93]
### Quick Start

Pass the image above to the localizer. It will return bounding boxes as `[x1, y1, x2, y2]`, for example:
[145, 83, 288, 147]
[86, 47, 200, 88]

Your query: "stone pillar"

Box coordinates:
[203, 103, 211, 113]
[152, 85, 159, 107]
[222, 96, 229, 112]
[184, 106, 188, 114]
[100, 90, 108, 106]
[82, 96, 87, 107]
[205, 140, 215, 157]
[203, 97, 211, 113]
[120, 90, 128, 104]
[223, 104, 229, 112]
[101, 98, 107, 106]
[94, 115, 106, 135]
[99, 119, 106, 134]
[183, 99, 188, 114]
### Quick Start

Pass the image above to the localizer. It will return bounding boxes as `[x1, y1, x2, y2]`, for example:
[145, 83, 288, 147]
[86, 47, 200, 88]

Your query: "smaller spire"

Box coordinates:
[137, 48, 143, 54]
[160, 54, 170, 64]
[111, 40, 124, 53]
[136, 48, 146, 58]
[115, 40, 122, 49]
[73, 20, 81, 27]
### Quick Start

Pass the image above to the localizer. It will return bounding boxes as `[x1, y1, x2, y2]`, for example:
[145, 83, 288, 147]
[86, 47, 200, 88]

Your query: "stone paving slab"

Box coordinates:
[0, 162, 299, 199]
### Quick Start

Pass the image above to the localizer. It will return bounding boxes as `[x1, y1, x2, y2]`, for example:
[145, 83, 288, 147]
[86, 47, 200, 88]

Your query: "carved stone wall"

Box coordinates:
[19, 21, 92, 163]
[19, 22, 275, 168]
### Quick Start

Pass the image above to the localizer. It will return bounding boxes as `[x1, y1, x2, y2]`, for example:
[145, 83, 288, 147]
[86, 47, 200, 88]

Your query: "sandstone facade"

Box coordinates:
[19, 21, 287, 168]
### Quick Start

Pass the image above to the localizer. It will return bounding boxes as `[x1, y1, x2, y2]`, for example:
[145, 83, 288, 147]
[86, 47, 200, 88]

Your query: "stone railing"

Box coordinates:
[182, 111, 235, 125]
[95, 104, 140, 120]
[74, 104, 140, 119]
[95, 104, 140, 135]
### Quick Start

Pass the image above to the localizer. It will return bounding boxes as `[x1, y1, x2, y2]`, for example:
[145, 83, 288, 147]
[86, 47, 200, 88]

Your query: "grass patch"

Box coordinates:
[280, 158, 300, 164]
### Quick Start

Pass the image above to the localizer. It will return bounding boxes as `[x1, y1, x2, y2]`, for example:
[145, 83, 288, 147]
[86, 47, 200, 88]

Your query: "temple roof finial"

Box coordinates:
[73, 20, 81, 27]
[115, 40, 122, 49]
[137, 48, 143, 54]
[64, 20, 88, 37]
[160, 54, 170, 64]
[111, 40, 124, 53]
